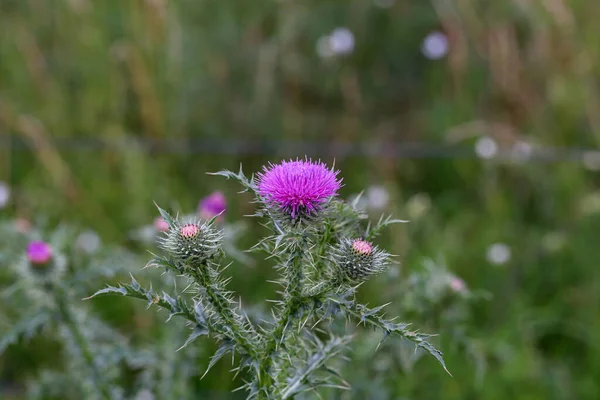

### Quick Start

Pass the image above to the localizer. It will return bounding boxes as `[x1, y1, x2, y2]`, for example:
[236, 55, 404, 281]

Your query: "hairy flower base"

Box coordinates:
[332, 238, 392, 282]
[159, 220, 223, 264]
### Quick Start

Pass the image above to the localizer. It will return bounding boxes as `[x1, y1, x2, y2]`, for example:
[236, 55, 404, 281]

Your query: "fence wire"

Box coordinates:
[1, 134, 599, 168]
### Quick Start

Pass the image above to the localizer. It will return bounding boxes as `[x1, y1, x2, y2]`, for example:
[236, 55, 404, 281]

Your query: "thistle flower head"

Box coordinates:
[257, 158, 342, 219]
[198, 191, 227, 220]
[159, 219, 223, 264]
[333, 238, 392, 283]
[27, 241, 52, 266]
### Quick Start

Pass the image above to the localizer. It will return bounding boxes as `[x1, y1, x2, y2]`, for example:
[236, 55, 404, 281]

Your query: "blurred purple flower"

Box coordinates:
[257, 158, 342, 218]
[198, 191, 227, 220]
[27, 241, 52, 265]
[154, 217, 170, 232]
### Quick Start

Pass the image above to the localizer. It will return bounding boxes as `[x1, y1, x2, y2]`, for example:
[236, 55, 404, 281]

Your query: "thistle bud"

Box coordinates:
[159, 220, 223, 264]
[27, 241, 53, 268]
[23, 240, 66, 283]
[333, 239, 392, 283]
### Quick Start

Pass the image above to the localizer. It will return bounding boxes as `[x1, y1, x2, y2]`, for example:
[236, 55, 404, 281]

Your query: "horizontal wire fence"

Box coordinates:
[1, 134, 599, 165]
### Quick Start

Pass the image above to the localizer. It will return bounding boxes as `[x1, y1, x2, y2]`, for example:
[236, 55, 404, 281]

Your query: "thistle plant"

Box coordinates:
[0, 223, 152, 400]
[89, 158, 450, 399]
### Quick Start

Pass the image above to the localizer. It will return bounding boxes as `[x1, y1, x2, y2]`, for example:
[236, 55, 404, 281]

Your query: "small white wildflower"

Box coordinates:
[486, 243, 511, 265]
[366, 185, 390, 210]
[582, 151, 600, 171]
[475, 136, 498, 159]
[76, 230, 101, 254]
[329, 27, 355, 55]
[0, 181, 10, 209]
[421, 31, 449, 60]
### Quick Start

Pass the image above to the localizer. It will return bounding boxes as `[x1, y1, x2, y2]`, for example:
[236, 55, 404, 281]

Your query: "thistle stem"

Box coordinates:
[191, 263, 258, 358]
[258, 236, 307, 397]
[56, 292, 112, 399]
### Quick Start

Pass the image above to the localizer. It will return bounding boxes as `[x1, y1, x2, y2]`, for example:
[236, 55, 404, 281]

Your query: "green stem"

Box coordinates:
[258, 236, 307, 397]
[192, 263, 258, 359]
[57, 293, 112, 399]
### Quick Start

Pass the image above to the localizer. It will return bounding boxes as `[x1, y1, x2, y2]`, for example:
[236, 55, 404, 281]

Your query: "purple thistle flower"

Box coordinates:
[198, 191, 227, 220]
[257, 158, 342, 218]
[27, 241, 52, 265]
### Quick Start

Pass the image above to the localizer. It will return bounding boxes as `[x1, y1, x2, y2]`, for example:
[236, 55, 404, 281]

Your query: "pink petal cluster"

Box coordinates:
[352, 239, 373, 255]
[27, 241, 52, 265]
[257, 159, 342, 218]
[198, 191, 227, 220]
[180, 224, 200, 238]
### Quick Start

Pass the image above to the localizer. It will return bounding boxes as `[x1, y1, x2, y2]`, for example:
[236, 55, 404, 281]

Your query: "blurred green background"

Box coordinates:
[2, 0, 600, 399]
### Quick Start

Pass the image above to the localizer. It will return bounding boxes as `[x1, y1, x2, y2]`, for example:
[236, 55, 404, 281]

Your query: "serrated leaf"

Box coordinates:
[201, 341, 234, 379]
[281, 335, 351, 399]
[154, 203, 177, 228]
[177, 325, 209, 351]
[331, 299, 451, 375]
[417, 339, 452, 376]
[365, 214, 409, 241]
[86, 278, 199, 327]
[207, 167, 256, 193]
[84, 285, 128, 299]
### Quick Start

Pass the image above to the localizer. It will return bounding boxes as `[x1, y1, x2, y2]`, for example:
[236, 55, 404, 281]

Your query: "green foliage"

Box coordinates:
[2, 0, 600, 398]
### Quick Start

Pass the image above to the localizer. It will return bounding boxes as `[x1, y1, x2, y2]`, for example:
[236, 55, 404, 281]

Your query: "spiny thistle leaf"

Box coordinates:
[177, 326, 210, 351]
[208, 166, 256, 193]
[201, 340, 235, 379]
[154, 203, 177, 228]
[281, 334, 352, 399]
[365, 214, 409, 241]
[328, 297, 451, 376]
[85, 277, 198, 326]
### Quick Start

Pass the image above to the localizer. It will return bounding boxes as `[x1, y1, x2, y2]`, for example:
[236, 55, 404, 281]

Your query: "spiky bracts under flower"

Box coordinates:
[159, 219, 223, 265]
[332, 238, 392, 283]
[257, 158, 342, 220]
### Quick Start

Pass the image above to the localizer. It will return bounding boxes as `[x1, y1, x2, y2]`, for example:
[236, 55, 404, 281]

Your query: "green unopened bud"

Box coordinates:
[159, 220, 223, 264]
[333, 239, 392, 283]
